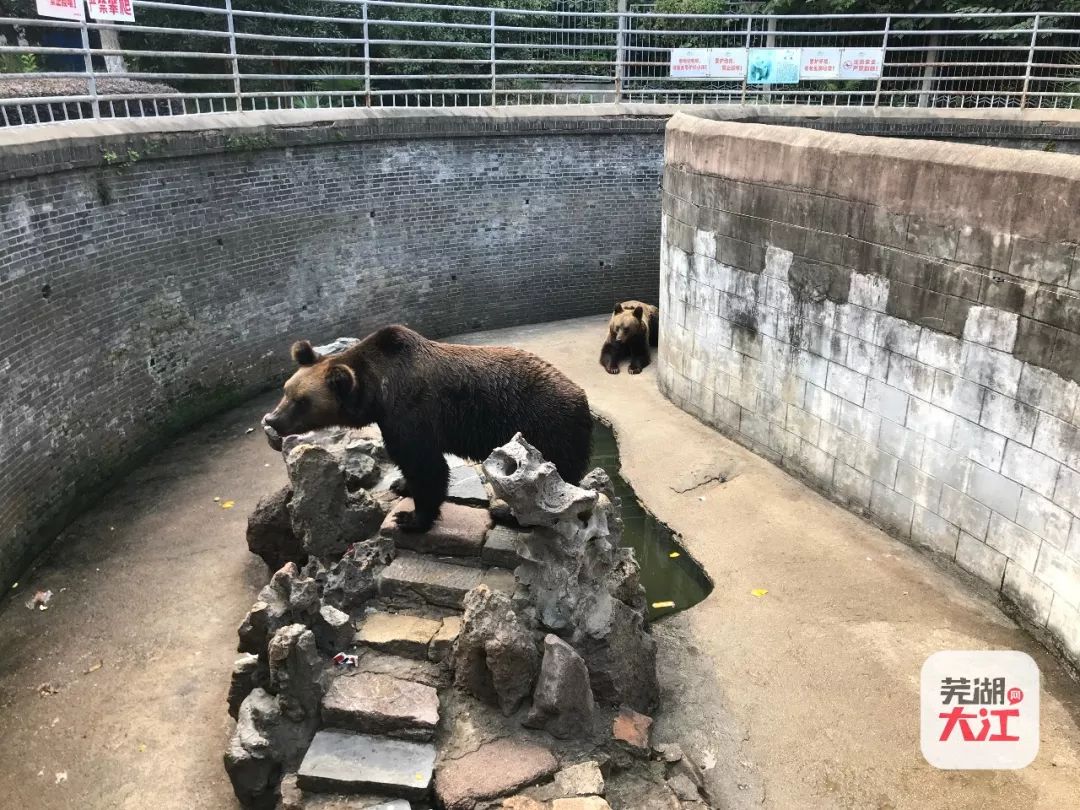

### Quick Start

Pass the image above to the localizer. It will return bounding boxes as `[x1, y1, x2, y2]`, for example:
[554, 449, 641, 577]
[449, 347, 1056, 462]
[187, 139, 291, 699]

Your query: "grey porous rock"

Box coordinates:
[225, 624, 329, 808]
[246, 485, 306, 573]
[452, 584, 540, 716]
[228, 653, 263, 720]
[225, 624, 329, 807]
[482, 434, 659, 713]
[268, 623, 328, 722]
[320, 535, 395, 611]
[524, 634, 595, 739]
[237, 563, 320, 658]
[285, 442, 385, 560]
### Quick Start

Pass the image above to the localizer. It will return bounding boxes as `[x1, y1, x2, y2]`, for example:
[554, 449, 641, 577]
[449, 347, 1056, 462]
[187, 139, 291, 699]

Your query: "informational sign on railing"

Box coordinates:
[748, 48, 801, 84]
[669, 47, 884, 82]
[35, 0, 84, 21]
[87, 0, 135, 22]
[800, 48, 842, 80]
[839, 48, 884, 80]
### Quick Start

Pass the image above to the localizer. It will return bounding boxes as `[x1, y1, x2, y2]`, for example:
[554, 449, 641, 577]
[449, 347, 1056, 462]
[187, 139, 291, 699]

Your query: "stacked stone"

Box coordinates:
[228, 428, 699, 810]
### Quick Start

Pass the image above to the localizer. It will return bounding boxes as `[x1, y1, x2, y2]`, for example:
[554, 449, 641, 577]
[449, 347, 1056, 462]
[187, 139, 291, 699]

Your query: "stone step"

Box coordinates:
[380, 499, 492, 557]
[298, 730, 436, 800]
[434, 738, 558, 810]
[355, 612, 442, 660]
[355, 649, 451, 691]
[378, 554, 515, 609]
[446, 462, 490, 506]
[280, 773, 410, 810]
[322, 671, 440, 741]
[481, 524, 527, 570]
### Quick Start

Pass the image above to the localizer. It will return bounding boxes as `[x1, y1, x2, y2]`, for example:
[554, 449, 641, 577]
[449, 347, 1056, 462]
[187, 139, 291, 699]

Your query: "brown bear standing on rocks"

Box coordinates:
[600, 300, 659, 375]
[262, 325, 592, 532]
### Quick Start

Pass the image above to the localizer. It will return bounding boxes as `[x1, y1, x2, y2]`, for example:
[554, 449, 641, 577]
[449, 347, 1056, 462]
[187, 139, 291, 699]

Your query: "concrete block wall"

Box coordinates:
[0, 109, 665, 592]
[659, 113, 1080, 666]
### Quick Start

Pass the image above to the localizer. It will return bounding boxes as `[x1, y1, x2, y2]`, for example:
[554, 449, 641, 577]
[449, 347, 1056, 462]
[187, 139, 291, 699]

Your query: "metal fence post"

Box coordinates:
[740, 14, 751, 105]
[78, 16, 100, 119]
[362, 1, 371, 106]
[490, 9, 497, 106]
[918, 33, 940, 108]
[615, 0, 626, 103]
[873, 16, 890, 108]
[1020, 13, 1040, 109]
[224, 0, 241, 111]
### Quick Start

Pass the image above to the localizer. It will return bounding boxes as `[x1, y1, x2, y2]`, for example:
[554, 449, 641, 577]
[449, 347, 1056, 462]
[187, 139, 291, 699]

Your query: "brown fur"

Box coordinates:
[264, 325, 593, 532]
[600, 300, 660, 375]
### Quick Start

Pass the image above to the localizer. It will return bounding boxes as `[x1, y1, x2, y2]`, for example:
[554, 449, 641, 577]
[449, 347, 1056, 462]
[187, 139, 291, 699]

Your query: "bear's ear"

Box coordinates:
[292, 340, 318, 366]
[613, 302, 624, 315]
[325, 364, 356, 400]
[632, 306, 644, 320]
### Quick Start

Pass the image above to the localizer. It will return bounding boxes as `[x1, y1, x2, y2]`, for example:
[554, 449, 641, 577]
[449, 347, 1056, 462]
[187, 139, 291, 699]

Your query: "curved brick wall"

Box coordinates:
[659, 113, 1080, 666]
[0, 109, 666, 591]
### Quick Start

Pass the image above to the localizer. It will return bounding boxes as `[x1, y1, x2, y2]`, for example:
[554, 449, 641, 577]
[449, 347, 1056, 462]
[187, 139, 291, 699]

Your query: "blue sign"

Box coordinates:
[747, 48, 801, 85]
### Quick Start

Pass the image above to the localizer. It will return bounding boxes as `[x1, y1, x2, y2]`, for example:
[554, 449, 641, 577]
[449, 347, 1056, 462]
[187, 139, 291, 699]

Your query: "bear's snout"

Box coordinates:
[261, 414, 284, 451]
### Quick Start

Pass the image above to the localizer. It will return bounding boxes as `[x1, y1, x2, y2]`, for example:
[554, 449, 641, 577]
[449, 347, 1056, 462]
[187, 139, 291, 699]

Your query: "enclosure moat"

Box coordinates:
[588, 420, 712, 621]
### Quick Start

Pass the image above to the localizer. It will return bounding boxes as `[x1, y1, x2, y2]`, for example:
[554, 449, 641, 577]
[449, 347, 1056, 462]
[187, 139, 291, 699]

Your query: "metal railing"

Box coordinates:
[2, 2, 1080, 127]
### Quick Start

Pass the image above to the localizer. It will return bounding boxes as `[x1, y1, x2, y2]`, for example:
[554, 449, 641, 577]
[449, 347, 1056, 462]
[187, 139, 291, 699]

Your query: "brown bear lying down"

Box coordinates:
[600, 300, 659, 375]
[263, 325, 593, 532]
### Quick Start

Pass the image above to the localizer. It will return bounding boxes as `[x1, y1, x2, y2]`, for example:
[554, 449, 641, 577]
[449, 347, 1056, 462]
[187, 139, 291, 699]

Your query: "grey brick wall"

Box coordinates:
[659, 114, 1080, 667]
[0, 112, 665, 592]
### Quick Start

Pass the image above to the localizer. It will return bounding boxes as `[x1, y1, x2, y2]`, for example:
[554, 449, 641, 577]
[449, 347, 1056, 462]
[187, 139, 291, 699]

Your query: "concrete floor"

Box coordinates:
[0, 314, 1077, 810]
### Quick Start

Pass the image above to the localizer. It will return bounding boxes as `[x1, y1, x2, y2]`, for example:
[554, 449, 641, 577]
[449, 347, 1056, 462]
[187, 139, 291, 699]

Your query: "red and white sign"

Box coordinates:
[36, 0, 84, 21]
[921, 650, 1040, 770]
[87, 0, 135, 22]
[799, 48, 841, 80]
[670, 48, 709, 78]
[708, 48, 747, 79]
[839, 48, 884, 80]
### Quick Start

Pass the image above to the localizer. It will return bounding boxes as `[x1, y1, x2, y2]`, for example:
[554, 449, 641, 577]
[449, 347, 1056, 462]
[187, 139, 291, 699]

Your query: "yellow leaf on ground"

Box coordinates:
[751, 589, 768, 598]
[221, 500, 235, 509]
[668, 551, 681, 558]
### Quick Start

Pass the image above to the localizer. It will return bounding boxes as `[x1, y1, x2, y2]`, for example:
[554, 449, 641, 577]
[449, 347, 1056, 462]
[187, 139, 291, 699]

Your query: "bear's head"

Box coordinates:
[261, 340, 362, 450]
[608, 302, 646, 345]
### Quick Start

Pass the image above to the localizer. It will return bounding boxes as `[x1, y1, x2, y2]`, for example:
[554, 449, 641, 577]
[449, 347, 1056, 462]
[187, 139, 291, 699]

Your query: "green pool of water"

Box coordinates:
[589, 421, 713, 621]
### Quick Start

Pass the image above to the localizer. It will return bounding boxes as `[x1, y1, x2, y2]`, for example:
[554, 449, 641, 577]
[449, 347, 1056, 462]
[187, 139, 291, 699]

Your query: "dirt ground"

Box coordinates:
[0, 393, 283, 809]
[0, 315, 1077, 810]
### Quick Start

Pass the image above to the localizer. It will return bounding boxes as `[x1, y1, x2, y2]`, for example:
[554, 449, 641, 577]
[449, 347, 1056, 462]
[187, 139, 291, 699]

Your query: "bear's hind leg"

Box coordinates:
[384, 433, 448, 533]
[600, 340, 621, 374]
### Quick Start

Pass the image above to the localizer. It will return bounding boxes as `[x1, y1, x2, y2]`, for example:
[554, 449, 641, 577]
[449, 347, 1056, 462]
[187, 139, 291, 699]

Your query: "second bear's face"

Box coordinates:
[609, 303, 646, 345]
[261, 340, 358, 449]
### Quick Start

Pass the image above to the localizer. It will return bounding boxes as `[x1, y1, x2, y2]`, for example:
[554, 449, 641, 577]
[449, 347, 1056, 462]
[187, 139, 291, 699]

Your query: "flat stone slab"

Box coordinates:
[355, 612, 441, 659]
[322, 671, 439, 741]
[481, 524, 527, 569]
[380, 499, 491, 557]
[356, 649, 450, 690]
[434, 739, 558, 810]
[446, 464, 490, 505]
[428, 615, 462, 662]
[280, 773, 410, 810]
[297, 730, 436, 800]
[379, 554, 484, 608]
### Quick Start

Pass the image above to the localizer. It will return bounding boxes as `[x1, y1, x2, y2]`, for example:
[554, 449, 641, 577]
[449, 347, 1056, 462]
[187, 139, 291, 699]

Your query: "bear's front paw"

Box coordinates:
[605, 365, 620, 375]
[389, 476, 410, 496]
[628, 364, 643, 375]
[394, 509, 434, 533]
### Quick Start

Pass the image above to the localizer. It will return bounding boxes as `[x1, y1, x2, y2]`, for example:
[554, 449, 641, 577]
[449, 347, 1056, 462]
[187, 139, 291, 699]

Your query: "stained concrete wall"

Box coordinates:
[659, 113, 1080, 665]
